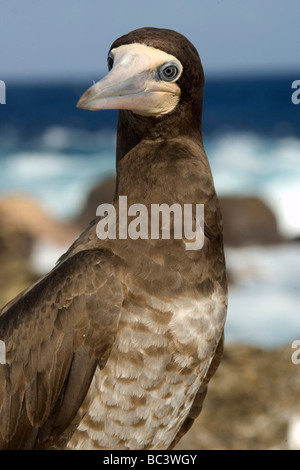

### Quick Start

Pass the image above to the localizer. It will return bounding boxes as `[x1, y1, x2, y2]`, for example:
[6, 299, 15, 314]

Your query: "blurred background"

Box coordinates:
[0, 0, 299, 450]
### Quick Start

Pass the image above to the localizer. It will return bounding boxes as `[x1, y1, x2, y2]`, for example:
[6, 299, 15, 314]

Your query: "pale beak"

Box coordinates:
[77, 44, 182, 116]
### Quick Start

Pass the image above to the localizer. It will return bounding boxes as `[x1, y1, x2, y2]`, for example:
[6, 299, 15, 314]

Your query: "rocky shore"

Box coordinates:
[0, 194, 77, 307]
[175, 342, 300, 450]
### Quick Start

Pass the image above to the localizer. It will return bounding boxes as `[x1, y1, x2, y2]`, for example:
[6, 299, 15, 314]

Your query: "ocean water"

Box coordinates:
[0, 74, 299, 347]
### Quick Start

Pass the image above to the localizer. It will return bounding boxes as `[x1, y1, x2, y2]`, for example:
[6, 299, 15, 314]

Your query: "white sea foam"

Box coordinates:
[225, 243, 300, 347]
[30, 239, 68, 275]
[0, 146, 115, 219]
[208, 133, 300, 238]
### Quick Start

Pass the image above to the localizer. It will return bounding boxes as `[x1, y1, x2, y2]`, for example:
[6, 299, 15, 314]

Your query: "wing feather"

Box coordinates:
[0, 248, 125, 449]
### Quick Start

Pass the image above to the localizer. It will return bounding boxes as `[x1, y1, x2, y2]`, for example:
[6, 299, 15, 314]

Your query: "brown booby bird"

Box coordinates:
[0, 27, 227, 450]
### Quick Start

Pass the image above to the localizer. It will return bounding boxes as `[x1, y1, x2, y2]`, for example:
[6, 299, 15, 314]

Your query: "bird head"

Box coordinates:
[77, 27, 204, 119]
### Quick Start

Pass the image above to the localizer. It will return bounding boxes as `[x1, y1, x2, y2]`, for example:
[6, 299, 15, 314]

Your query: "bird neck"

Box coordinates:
[114, 107, 204, 201]
[116, 105, 203, 166]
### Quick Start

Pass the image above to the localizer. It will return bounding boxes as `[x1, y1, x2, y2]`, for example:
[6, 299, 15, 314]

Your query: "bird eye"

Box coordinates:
[158, 62, 180, 82]
[107, 53, 114, 71]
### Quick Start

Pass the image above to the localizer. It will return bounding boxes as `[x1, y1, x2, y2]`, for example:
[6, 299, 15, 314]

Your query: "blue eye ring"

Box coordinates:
[158, 62, 180, 82]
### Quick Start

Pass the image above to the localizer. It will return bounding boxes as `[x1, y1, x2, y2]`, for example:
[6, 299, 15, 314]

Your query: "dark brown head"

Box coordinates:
[77, 27, 205, 152]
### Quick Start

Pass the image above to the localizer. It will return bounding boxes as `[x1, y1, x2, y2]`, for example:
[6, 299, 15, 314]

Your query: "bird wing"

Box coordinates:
[0, 247, 125, 449]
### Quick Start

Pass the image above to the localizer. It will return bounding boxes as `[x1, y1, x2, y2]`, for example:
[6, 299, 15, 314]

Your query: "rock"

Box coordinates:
[0, 194, 78, 307]
[0, 194, 77, 245]
[175, 342, 300, 450]
[219, 196, 282, 246]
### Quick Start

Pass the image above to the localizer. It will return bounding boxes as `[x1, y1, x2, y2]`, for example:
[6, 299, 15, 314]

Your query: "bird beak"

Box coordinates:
[77, 44, 182, 117]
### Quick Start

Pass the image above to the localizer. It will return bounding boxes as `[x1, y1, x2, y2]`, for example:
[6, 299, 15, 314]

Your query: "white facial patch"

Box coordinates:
[110, 43, 183, 81]
[77, 43, 184, 116]
[108, 44, 183, 116]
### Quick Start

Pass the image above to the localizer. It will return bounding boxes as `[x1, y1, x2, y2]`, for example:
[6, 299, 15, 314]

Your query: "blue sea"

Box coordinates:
[0, 74, 299, 347]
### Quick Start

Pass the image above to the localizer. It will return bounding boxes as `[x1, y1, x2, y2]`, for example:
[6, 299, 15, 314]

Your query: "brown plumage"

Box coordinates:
[0, 27, 227, 450]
